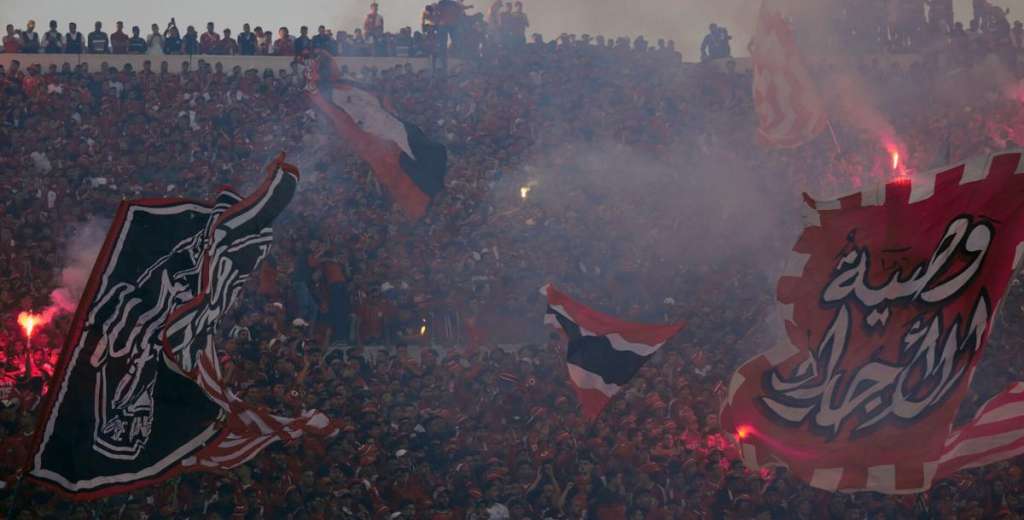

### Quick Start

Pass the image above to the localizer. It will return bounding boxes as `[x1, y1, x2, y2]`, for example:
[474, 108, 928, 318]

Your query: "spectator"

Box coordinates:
[109, 21, 129, 54]
[127, 26, 147, 54]
[295, 26, 311, 56]
[200, 22, 220, 54]
[2, 24, 19, 53]
[488, 0, 504, 33]
[365, 2, 385, 39]
[503, 1, 529, 46]
[273, 27, 294, 55]
[42, 20, 63, 54]
[146, 23, 164, 55]
[163, 24, 182, 54]
[20, 20, 40, 54]
[259, 27, 274, 54]
[312, 25, 335, 54]
[64, 22, 83, 53]
[183, 25, 199, 54]
[219, 28, 239, 55]
[238, 23, 257, 55]
[87, 21, 109, 53]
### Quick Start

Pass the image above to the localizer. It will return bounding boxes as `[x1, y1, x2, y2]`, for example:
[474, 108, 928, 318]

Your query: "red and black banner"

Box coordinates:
[26, 154, 329, 500]
[721, 151, 1024, 494]
[542, 285, 685, 419]
[307, 56, 447, 219]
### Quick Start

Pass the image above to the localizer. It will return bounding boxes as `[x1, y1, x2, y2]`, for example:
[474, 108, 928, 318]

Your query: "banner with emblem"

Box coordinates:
[26, 154, 331, 500]
[721, 150, 1024, 494]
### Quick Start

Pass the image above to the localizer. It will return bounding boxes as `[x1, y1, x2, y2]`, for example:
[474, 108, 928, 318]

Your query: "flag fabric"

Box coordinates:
[751, 1, 827, 148]
[26, 154, 321, 500]
[720, 150, 1024, 494]
[541, 284, 685, 419]
[306, 55, 447, 219]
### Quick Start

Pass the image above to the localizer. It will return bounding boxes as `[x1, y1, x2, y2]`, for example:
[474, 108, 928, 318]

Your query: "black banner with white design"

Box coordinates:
[27, 156, 298, 499]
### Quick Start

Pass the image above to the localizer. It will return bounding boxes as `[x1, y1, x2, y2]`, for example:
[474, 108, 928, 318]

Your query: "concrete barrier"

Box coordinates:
[0, 53, 438, 73]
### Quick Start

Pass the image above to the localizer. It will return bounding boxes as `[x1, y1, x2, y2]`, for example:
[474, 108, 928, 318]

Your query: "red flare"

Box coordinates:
[17, 307, 59, 339]
[736, 424, 753, 440]
[18, 311, 40, 339]
[891, 151, 900, 171]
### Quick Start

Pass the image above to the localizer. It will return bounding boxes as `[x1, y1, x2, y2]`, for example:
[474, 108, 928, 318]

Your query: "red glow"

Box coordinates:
[891, 151, 900, 171]
[736, 425, 753, 440]
[18, 311, 40, 338]
[17, 307, 58, 339]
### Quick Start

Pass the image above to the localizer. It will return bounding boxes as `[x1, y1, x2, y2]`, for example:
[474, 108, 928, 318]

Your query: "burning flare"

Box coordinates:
[17, 307, 59, 339]
[18, 312, 41, 338]
[520, 186, 531, 200]
[891, 151, 900, 171]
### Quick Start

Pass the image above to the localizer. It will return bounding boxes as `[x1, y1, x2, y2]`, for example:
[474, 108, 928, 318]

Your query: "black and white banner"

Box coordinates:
[27, 155, 302, 499]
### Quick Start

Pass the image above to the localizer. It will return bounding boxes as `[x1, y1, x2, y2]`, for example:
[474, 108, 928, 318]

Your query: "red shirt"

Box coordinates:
[3, 35, 21, 53]
[110, 30, 129, 53]
[200, 32, 221, 53]
[273, 37, 294, 56]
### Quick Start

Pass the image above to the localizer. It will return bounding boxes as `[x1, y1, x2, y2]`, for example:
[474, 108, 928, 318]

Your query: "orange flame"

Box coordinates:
[17, 307, 58, 339]
[891, 151, 900, 171]
[18, 311, 40, 338]
[736, 424, 753, 440]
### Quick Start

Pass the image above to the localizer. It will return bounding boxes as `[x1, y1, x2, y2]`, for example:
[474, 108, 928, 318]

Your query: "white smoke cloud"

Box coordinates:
[47, 218, 111, 315]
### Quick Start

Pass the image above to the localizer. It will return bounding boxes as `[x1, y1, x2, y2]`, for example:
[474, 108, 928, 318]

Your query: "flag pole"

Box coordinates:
[826, 119, 842, 154]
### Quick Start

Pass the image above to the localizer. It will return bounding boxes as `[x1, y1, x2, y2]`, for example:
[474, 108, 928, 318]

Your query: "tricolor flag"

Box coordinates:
[721, 150, 1024, 494]
[307, 55, 447, 219]
[26, 154, 331, 500]
[751, 0, 827, 148]
[541, 285, 685, 419]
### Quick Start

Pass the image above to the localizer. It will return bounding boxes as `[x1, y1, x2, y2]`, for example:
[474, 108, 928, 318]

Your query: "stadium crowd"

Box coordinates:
[1, 0, 1024, 518]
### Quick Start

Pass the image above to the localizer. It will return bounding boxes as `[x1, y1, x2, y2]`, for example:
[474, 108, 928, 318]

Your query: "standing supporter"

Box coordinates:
[3, 25, 21, 54]
[20, 20, 40, 53]
[219, 28, 239, 55]
[295, 26, 311, 56]
[146, 23, 164, 54]
[365, 3, 385, 39]
[127, 26, 147, 54]
[238, 23, 257, 55]
[42, 20, 63, 53]
[312, 26, 335, 54]
[258, 27, 273, 54]
[87, 21, 109, 53]
[109, 21, 129, 54]
[273, 27, 294, 55]
[64, 22, 83, 53]
[503, 1, 529, 46]
[200, 22, 220, 54]
[163, 25, 182, 54]
[183, 25, 199, 54]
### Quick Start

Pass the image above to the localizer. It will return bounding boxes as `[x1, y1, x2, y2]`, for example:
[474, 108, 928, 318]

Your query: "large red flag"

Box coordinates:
[721, 150, 1024, 494]
[751, 1, 827, 148]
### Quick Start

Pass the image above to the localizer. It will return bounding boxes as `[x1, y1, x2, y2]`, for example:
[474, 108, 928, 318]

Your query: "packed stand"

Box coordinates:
[1, 2, 1024, 519]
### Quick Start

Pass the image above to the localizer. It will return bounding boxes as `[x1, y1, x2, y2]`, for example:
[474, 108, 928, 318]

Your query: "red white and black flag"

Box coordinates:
[721, 150, 1024, 494]
[306, 55, 447, 219]
[541, 285, 685, 419]
[26, 154, 331, 500]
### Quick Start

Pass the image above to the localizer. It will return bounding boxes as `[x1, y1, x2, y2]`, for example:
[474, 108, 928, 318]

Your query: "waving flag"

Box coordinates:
[307, 55, 447, 219]
[542, 285, 685, 419]
[721, 150, 1024, 494]
[751, 1, 827, 148]
[27, 154, 327, 500]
